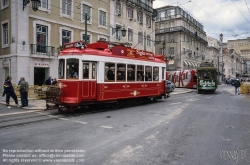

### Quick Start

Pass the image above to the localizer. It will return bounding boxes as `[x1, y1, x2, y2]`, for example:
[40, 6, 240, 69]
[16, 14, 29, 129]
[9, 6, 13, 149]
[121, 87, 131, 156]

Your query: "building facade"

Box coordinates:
[0, 0, 155, 91]
[155, 5, 207, 71]
[227, 37, 250, 78]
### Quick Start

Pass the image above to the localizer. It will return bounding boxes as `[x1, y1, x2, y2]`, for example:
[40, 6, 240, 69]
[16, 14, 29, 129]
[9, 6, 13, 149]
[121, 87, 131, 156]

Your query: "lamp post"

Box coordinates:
[23, 0, 41, 11]
[84, 13, 91, 43]
[220, 33, 223, 82]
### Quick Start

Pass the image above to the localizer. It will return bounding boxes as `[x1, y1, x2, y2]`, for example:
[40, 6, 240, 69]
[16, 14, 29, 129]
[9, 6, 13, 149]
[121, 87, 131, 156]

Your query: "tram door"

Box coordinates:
[82, 62, 96, 100]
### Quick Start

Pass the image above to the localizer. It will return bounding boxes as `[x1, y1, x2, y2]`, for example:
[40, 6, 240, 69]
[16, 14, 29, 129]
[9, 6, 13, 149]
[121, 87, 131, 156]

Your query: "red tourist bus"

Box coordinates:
[47, 41, 169, 112]
[166, 69, 197, 89]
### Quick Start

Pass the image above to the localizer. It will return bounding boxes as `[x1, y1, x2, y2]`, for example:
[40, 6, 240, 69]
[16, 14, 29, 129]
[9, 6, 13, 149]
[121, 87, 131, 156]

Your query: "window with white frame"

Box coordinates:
[2, 22, 8, 46]
[147, 35, 151, 47]
[160, 35, 164, 41]
[36, 25, 48, 53]
[116, 25, 121, 40]
[169, 34, 175, 42]
[62, 0, 72, 16]
[127, 6, 133, 19]
[137, 10, 143, 24]
[128, 28, 133, 42]
[82, 4, 91, 22]
[40, 0, 48, 9]
[138, 31, 143, 45]
[146, 15, 151, 27]
[1, 0, 8, 9]
[99, 10, 106, 27]
[116, 0, 121, 15]
[169, 47, 174, 56]
[62, 30, 71, 46]
[82, 34, 91, 44]
[160, 48, 164, 55]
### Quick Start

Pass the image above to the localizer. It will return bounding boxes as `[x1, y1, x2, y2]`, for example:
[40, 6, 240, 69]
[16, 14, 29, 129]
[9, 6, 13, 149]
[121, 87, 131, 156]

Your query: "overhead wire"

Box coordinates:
[230, 0, 250, 25]
[244, 0, 250, 14]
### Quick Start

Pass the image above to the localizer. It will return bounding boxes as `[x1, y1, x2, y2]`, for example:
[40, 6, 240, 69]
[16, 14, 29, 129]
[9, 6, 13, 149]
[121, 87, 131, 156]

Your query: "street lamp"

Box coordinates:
[84, 13, 90, 43]
[23, 0, 41, 11]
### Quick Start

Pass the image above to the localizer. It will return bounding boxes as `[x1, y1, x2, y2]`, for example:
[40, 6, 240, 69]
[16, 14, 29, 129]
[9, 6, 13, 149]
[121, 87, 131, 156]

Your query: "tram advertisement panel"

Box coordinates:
[166, 70, 197, 89]
[198, 80, 216, 90]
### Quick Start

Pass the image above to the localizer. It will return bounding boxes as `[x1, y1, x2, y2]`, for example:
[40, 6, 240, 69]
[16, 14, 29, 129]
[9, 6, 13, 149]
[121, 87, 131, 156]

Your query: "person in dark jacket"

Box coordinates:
[234, 79, 241, 95]
[4, 76, 19, 108]
[19, 77, 29, 107]
[45, 76, 52, 85]
[2, 79, 7, 97]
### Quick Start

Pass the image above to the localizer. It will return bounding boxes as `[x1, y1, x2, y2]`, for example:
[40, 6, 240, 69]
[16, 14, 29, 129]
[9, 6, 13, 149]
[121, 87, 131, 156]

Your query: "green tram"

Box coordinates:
[197, 62, 217, 94]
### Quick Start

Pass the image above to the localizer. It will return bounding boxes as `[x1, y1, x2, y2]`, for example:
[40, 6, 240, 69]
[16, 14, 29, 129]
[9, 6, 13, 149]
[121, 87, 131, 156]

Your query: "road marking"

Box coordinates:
[169, 102, 181, 105]
[0, 110, 43, 117]
[206, 96, 212, 98]
[100, 125, 113, 129]
[187, 98, 200, 101]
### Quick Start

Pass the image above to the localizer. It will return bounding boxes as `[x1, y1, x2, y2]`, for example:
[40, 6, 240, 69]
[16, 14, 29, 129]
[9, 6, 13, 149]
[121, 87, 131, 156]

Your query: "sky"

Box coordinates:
[153, 0, 250, 42]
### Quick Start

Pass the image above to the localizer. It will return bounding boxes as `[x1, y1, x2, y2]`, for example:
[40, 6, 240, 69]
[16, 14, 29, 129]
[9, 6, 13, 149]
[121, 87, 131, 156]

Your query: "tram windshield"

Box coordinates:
[198, 71, 216, 79]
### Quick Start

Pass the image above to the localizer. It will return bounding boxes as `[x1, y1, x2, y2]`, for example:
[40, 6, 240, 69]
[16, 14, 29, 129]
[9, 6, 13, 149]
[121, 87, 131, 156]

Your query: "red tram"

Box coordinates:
[166, 69, 197, 89]
[48, 41, 168, 112]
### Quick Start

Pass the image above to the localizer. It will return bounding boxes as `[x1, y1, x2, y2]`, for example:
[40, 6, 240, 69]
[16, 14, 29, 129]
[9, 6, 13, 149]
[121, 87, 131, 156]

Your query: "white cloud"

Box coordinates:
[153, 0, 250, 41]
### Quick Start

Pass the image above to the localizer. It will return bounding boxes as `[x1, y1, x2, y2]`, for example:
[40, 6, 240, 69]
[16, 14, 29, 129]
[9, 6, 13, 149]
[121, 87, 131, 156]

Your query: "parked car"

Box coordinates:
[230, 78, 237, 86]
[166, 80, 175, 92]
[225, 78, 231, 84]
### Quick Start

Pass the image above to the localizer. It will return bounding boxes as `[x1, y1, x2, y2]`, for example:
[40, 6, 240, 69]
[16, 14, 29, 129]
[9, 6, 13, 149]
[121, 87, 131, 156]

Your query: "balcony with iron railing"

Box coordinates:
[155, 26, 208, 44]
[126, 0, 154, 13]
[30, 44, 56, 58]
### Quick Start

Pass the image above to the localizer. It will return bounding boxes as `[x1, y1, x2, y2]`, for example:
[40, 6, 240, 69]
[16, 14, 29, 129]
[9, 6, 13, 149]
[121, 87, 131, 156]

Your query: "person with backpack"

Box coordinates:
[234, 79, 241, 95]
[19, 77, 29, 107]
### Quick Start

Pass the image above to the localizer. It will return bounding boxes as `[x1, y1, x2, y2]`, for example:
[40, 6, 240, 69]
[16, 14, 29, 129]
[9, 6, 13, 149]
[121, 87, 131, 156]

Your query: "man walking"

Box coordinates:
[234, 79, 241, 95]
[19, 77, 29, 107]
[4, 76, 19, 108]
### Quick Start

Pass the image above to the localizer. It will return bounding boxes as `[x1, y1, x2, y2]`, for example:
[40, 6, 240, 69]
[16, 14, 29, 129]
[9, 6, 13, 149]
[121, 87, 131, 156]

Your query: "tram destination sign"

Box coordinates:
[112, 46, 154, 60]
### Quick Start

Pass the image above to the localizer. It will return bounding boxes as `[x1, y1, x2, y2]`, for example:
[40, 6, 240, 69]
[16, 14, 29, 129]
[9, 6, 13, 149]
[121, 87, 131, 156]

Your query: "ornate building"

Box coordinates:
[155, 5, 208, 71]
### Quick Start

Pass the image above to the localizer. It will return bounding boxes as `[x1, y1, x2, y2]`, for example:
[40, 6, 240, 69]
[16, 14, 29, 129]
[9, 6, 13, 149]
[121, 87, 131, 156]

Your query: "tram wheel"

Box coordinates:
[198, 90, 201, 94]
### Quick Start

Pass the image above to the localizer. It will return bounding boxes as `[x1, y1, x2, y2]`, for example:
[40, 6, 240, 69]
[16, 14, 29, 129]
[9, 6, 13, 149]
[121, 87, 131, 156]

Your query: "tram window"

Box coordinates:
[153, 67, 159, 81]
[127, 65, 135, 81]
[145, 66, 152, 81]
[105, 63, 115, 82]
[82, 63, 89, 79]
[162, 67, 166, 80]
[117, 63, 126, 81]
[193, 74, 197, 82]
[204, 71, 210, 79]
[92, 63, 96, 79]
[137, 65, 144, 81]
[58, 59, 65, 79]
[66, 59, 79, 79]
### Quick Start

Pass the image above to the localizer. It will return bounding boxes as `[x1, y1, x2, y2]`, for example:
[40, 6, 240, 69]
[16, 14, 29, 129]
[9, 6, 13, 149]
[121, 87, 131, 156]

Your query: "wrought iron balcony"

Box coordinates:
[30, 44, 55, 57]
[126, 0, 154, 13]
[156, 26, 208, 44]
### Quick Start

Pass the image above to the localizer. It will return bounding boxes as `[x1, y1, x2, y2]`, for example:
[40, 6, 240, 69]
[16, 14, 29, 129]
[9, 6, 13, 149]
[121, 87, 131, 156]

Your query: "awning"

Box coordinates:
[189, 61, 194, 67]
[186, 61, 191, 66]
[183, 61, 188, 66]
[193, 63, 198, 67]
[168, 60, 174, 65]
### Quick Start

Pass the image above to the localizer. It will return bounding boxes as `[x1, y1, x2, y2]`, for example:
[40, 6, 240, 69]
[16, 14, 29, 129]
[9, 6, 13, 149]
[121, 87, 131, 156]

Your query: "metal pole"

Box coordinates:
[144, 31, 146, 51]
[85, 13, 87, 43]
[218, 55, 220, 84]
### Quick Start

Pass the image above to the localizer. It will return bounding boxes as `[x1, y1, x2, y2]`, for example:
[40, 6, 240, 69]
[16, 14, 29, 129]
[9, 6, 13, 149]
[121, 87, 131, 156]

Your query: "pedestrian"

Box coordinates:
[2, 79, 7, 97]
[19, 77, 29, 107]
[4, 76, 19, 109]
[52, 78, 57, 85]
[45, 76, 52, 85]
[234, 79, 241, 95]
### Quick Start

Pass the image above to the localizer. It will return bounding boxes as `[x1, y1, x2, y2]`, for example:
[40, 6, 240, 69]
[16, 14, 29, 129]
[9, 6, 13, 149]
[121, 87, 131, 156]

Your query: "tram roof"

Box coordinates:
[59, 41, 165, 63]
[197, 67, 217, 71]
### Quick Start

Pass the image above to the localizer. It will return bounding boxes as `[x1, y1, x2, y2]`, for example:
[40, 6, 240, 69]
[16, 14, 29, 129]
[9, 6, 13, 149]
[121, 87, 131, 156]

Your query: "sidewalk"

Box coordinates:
[0, 88, 192, 110]
[0, 95, 46, 110]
